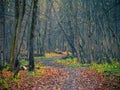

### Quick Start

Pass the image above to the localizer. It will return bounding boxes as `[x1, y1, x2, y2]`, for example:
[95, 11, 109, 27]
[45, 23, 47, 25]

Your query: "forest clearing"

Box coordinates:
[0, 0, 120, 90]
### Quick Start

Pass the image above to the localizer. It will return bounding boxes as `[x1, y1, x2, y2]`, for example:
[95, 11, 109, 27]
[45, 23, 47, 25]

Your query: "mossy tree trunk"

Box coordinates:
[9, 0, 26, 71]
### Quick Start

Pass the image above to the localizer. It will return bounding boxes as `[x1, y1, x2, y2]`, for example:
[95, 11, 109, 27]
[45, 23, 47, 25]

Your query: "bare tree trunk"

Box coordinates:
[29, 0, 38, 71]
[0, 0, 5, 71]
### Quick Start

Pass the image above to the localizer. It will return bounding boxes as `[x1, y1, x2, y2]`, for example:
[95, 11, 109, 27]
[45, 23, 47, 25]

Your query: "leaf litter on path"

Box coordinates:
[3, 55, 120, 90]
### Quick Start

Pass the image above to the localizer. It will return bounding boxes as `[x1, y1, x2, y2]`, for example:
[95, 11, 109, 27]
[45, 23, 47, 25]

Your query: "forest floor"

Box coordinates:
[34, 58, 106, 90]
[1, 54, 120, 90]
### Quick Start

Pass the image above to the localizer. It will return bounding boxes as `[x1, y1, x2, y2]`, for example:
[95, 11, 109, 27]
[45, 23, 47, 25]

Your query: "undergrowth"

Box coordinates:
[54, 57, 89, 68]
[90, 61, 120, 76]
[34, 52, 66, 59]
[20, 59, 28, 67]
[55, 57, 120, 76]
[0, 62, 46, 89]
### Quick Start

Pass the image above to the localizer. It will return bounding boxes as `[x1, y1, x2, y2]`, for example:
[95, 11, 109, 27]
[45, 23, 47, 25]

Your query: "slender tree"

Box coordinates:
[0, 0, 5, 72]
[29, 0, 38, 71]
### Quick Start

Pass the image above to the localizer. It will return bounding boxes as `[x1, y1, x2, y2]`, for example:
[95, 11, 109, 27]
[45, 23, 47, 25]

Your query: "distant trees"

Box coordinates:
[56, 0, 120, 63]
[0, 0, 120, 74]
[0, 0, 35, 72]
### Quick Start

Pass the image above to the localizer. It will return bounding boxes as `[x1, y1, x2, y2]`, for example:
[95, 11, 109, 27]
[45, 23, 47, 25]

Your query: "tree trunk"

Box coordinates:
[0, 0, 5, 71]
[29, 0, 38, 71]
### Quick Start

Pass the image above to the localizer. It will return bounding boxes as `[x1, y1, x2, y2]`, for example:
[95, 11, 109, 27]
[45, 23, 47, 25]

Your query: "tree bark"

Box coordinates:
[29, 0, 38, 71]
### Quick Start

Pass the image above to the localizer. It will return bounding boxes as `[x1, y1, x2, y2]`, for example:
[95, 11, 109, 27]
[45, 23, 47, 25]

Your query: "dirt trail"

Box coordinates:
[8, 56, 118, 90]
[35, 57, 108, 90]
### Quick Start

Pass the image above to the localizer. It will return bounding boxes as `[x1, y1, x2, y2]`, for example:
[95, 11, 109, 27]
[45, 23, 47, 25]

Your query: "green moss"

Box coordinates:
[3, 83, 9, 89]
[0, 79, 3, 84]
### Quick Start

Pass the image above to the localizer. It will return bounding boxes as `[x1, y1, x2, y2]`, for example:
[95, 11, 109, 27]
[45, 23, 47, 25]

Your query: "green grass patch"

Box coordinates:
[35, 63, 48, 69]
[27, 63, 48, 76]
[90, 61, 120, 76]
[55, 57, 120, 76]
[20, 59, 28, 67]
[27, 70, 43, 76]
[54, 57, 89, 68]
[34, 52, 65, 59]
[45, 52, 61, 58]
[27, 71, 36, 76]
[34, 56, 46, 59]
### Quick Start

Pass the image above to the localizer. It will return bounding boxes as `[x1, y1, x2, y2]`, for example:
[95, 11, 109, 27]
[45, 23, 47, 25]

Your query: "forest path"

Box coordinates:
[35, 55, 66, 68]
[34, 55, 107, 90]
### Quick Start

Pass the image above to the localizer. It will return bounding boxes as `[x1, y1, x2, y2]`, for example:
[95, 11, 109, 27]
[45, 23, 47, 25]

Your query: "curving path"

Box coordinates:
[34, 56, 108, 90]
